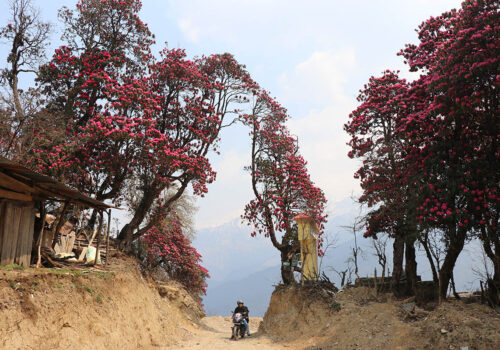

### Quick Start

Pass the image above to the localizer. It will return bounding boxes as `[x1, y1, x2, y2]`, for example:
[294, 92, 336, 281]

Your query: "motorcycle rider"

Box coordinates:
[233, 300, 250, 336]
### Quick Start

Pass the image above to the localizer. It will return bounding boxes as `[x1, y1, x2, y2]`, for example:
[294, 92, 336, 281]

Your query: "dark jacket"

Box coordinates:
[234, 305, 249, 320]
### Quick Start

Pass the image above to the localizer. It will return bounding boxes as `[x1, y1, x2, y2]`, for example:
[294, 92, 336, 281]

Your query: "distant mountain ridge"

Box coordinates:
[193, 199, 486, 316]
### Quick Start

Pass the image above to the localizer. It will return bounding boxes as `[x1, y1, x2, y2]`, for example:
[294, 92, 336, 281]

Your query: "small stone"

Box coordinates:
[441, 328, 448, 334]
[461, 347, 469, 350]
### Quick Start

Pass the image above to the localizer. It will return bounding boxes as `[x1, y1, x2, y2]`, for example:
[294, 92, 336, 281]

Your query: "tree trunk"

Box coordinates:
[438, 228, 466, 302]
[51, 201, 70, 249]
[405, 237, 418, 296]
[118, 189, 156, 250]
[6, 74, 25, 156]
[340, 270, 347, 287]
[480, 227, 500, 306]
[419, 235, 439, 284]
[487, 245, 500, 306]
[280, 248, 295, 285]
[391, 234, 405, 295]
[86, 208, 98, 233]
[451, 271, 460, 300]
[118, 179, 191, 251]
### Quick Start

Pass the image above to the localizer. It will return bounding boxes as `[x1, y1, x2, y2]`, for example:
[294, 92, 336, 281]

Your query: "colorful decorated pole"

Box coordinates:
[294, 214, 319, 281]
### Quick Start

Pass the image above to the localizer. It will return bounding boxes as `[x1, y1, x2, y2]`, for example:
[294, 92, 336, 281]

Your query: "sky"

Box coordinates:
[0, 0, 464, 230]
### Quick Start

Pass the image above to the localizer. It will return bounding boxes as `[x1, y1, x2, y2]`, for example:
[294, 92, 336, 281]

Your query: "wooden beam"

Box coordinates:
[0, 188, 32, 202]
[0, 202, 5, 264]
[36, 184, 107, 210]
[94, 211, 103, 266]
[36, 205, 46, 268]
[105, 209, 111, 266]
[0, 171, 34, 193]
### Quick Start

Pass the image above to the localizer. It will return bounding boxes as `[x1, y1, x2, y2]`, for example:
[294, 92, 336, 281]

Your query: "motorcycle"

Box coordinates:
[231, 312, 247, 340]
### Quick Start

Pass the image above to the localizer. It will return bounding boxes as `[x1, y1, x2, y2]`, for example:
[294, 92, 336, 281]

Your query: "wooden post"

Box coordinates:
[480, 280, 486, 304]
[105, 209, 111, 266]
[94, 211, 103, 266]
[438, 274, 443, 304]
[36, 204, 46, 268]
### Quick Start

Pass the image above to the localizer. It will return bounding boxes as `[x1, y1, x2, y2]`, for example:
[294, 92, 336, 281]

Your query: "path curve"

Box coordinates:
[173, 316, 289, 349]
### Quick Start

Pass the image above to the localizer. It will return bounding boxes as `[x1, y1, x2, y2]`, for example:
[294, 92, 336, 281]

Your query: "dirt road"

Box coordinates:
[173, 316, 289, 349]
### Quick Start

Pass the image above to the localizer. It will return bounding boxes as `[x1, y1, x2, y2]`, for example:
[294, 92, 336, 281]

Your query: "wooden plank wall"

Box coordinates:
[0, 201, 5, 264]
[15, 205, 35, 266]
[0, 200, 35, 267]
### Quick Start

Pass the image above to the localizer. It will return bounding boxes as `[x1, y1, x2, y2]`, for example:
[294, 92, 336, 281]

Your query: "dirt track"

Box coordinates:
[173, 316, 288, 349]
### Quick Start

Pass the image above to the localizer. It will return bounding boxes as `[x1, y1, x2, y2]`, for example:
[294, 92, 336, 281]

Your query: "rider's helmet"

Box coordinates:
[237, 300, 243, 305]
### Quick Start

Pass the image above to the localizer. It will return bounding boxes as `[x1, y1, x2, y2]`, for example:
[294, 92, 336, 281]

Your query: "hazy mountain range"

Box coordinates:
[193, 199, 489, 316]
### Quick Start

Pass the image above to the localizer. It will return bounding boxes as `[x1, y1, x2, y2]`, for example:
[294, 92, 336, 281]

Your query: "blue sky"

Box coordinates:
[0, 0, 463, 229]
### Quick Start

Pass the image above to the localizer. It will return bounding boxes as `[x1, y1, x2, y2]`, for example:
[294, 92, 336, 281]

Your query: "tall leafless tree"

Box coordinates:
[0, 0, 50, 157]
[342, 214, 365, 281]
[372, 235, 388, 291]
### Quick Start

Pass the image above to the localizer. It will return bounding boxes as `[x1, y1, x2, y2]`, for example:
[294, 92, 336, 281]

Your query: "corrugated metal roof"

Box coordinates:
[0, 156, 112, 210]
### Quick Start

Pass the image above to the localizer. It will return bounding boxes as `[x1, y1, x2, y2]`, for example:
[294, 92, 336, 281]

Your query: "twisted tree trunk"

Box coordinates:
[405, 237, 418, 296]
[118, 188, 156, 250]
[438, 226, 466, 302]
[280, 247, 295, 285]
[391, 234, 405, 295]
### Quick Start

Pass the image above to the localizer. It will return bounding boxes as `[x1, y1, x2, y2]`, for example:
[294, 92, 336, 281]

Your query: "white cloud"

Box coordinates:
[280, 48, 356, 106]
[178, 17, 200, 43]
[167, 0, 337, 50]
[289, 105, 360, 203]
[282, 49, 361, 206]
[195, 149, 252, 229]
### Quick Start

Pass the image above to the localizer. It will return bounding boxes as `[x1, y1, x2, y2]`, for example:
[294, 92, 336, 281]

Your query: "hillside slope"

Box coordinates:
[261, 285, 500, 350]
[0, 255, 203, 349]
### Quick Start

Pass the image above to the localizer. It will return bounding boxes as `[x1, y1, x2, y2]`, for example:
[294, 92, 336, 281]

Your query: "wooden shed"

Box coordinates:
[0, 156, 111, 267]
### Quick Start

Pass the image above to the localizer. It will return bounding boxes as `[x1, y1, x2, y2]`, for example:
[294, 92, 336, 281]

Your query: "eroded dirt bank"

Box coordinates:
[0, 256, 202, 349]
[3, 258, 500, 350]
[261, 284, 500, 350]
[0, 256, 288, 350]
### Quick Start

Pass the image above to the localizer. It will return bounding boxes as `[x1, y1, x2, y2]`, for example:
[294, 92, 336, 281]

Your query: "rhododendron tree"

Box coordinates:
[347, 0, 499, 302]
[24, 0, 157, 231]
[34, 0, 155, 191]
[345, 70, 422, 294]
[58, 0, 154, 68]
[117, 51, 259, 248]
[16, 0, 261, 254]
[242, 92, 327, 284]
[141, 209, 209, 302]
[398, 0, 499, 301]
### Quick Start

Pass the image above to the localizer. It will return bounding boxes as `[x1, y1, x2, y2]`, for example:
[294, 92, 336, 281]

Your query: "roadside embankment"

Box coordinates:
[0, 255, 202, 349]
[260, 284, 500, 350]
